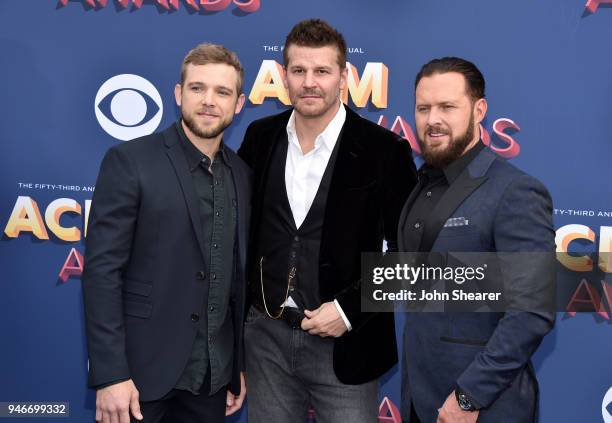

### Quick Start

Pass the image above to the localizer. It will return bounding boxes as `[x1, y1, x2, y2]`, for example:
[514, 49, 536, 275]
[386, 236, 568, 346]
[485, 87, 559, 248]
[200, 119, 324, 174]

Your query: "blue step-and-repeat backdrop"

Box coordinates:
[1, 1, 611, 422]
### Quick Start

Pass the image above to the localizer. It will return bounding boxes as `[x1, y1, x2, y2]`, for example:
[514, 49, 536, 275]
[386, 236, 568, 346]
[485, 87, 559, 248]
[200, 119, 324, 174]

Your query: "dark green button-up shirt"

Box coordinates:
[175, 121, 236, 395]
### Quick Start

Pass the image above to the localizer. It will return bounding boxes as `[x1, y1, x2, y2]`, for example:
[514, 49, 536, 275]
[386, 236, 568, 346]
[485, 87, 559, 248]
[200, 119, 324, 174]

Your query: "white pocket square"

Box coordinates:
[444, 217, 469, 227]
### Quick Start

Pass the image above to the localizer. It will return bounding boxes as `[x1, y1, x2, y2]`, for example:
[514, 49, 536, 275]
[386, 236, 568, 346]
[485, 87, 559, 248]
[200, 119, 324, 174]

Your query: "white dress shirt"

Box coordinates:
[284, 102, 352, 331]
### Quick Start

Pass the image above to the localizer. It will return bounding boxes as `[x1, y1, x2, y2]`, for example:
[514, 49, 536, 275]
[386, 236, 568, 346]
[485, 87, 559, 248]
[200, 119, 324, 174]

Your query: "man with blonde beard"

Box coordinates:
[83, 44, 250, 423]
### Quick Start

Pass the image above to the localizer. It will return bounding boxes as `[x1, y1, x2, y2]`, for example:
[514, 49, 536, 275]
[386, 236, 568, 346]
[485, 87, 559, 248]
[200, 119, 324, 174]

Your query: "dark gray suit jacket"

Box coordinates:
[82, 124, 251, 401]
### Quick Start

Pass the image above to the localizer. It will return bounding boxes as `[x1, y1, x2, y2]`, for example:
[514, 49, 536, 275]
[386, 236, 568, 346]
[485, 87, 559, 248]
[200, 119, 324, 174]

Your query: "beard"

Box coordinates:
[420, 110, 476, 169]
[181, 109, 232, 140]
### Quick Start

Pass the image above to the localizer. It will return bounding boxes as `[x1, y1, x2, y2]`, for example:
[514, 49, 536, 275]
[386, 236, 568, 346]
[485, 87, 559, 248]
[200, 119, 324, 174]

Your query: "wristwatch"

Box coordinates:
[455, 388, 478, 412]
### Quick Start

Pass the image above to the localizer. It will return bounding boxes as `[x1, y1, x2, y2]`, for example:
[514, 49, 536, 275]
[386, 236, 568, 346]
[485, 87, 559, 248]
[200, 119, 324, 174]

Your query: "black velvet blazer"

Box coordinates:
[238, 107, 417, 384]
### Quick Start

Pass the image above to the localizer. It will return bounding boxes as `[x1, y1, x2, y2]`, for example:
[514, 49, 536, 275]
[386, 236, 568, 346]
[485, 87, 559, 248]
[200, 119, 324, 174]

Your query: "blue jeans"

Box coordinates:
[244, 306, 379, 423]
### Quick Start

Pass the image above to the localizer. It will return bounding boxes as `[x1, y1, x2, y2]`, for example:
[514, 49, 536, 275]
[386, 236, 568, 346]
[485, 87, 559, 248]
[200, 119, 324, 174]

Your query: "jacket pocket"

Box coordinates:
[122, 279, 152, 318]
[123, 300, 152, 318]
[439, 336, 487, 347]
[122, 278, 152, 297]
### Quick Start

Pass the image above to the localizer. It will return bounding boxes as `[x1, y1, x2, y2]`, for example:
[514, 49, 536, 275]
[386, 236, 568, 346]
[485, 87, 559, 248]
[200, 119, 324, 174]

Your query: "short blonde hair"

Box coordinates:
[180, 43, 244, 93]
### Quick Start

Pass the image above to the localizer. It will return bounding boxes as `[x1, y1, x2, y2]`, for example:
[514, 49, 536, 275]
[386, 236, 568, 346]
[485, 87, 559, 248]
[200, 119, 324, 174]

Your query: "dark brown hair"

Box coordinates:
[283, 19, 347, 68]
[415, 57, 485, 101]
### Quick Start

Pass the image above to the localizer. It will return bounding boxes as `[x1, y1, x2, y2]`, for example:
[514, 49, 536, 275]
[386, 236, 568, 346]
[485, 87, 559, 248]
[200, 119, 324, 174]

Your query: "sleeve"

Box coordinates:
[82, 146, 140, 388]
[456, 174, 556, 408]
[382, 137, 418, 253]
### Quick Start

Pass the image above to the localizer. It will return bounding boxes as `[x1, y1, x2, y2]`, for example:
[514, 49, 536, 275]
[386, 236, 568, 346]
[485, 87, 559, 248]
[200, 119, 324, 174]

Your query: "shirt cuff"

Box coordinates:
[333, 299, 352, 331]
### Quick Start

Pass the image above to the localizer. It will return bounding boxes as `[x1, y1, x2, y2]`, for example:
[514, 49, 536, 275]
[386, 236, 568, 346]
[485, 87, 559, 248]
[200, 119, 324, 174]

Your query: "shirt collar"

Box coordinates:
[286, 101, 346, 154]
[176, 120, 229, 171]
[444, 141, 485, 183]
[420, 141, 485, 185]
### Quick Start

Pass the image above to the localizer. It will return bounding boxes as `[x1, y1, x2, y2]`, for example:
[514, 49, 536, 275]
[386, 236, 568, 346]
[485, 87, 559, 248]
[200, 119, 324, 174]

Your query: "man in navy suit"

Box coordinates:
[82, 44, 250, 423]
[398, 57, 555, 422]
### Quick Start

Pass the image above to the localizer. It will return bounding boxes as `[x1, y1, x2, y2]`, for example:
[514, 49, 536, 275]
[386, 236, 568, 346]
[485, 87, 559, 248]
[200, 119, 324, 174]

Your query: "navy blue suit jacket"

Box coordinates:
[82, 124, 251, 401]
[398, 147, 555, 422]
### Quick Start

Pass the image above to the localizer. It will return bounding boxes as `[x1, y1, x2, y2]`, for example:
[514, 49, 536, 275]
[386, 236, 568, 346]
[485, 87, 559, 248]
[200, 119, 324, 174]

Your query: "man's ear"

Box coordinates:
[235, 93, 246, 115]
[174, 83, 182, 107]
[474, 98, 488, 124]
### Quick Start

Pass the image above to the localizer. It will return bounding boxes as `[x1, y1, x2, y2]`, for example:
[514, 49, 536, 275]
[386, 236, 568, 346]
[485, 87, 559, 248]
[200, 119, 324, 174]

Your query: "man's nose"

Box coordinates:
[302, 70, 316, 88]
[427, 108, 442, 126]
[201, 89, 214, 106]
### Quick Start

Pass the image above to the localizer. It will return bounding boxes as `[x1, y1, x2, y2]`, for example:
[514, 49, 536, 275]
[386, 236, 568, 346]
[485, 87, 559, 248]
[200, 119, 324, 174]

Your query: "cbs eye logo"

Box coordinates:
[94, 74, 163, 141]
[603, 387, 612, 423]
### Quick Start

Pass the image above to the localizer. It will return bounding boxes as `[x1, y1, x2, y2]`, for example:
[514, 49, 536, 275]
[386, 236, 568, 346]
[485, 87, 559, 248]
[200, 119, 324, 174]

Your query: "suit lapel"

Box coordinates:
[419, 172, 487, 252]
[325, 108, 367, 205]
[163, 126, 210, 269]
[419, 148, 497, 252]
[256, 124, 287, 195]
[252, 114, 292, 229]
[225, 150, 249, 269]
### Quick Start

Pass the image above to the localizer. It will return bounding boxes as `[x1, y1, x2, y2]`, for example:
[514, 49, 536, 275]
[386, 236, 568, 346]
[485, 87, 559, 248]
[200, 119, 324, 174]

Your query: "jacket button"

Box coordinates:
[196, 271, 206, 280]
[209, 306, 215, 312]
[191, 313, 199, 322]
[211, 272, 217, 280]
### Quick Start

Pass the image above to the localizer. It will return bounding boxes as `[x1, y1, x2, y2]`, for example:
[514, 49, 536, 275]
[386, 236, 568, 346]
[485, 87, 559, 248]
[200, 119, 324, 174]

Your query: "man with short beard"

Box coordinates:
[397, 57, 555, 423]
[238, 19, 417, 423]
[82, 43, 250, 423]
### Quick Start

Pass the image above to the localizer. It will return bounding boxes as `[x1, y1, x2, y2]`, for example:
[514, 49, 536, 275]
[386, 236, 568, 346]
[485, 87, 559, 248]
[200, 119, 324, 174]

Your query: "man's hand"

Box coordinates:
[437, 391, 479, 423]
[301, 302, 348, 337]
[96, 379, 142, 423]
[225, 372, 246, 416]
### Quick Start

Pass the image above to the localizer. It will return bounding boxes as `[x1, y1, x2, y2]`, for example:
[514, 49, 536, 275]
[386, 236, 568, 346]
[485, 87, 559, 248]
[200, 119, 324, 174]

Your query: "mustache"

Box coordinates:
[196, 107, 219, 116]
[426, 125, 450, 135]
[298, 89, 322, 97]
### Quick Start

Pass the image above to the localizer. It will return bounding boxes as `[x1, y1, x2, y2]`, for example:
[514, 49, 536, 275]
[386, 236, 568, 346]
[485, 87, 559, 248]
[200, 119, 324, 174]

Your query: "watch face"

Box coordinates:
[458, 393, 474, 411]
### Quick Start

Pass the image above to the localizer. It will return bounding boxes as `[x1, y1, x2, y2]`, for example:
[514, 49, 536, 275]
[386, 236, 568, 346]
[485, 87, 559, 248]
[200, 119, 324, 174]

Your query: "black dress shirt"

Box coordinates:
[404, 142, 485, 252]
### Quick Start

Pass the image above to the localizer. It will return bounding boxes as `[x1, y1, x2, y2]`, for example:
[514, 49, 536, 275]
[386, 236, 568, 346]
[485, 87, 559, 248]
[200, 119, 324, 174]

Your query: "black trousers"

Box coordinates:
[131, 377, 226, 423]
[408, 403, 422, 423]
